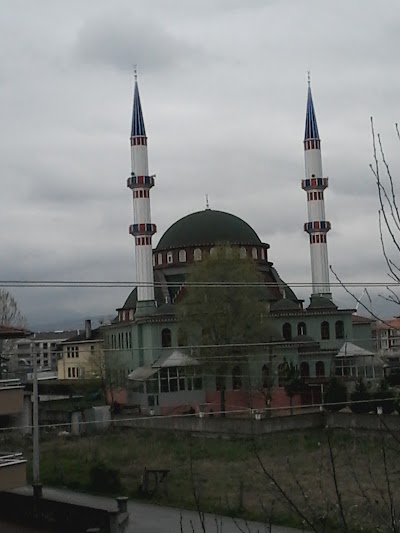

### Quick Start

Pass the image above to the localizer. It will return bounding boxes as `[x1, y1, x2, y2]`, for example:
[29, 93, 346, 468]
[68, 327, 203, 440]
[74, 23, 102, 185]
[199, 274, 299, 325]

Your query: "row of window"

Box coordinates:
[133, 189, 150, 198]
[154, 247, 266, 266]
[136, 236, 152, 246]
[67, 366, 84, 378]
[282, 320, 345, 341]
[139, 367, 203, 394]
[310, 234, 327, 244]
[307, 191, 324, 201]
[66, 346, 79, 358]
[109, 331, 133, 350]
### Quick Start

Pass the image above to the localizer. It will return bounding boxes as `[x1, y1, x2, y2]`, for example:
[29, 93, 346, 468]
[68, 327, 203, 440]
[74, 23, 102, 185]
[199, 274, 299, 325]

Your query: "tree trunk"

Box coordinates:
[220, 387, 226, 417]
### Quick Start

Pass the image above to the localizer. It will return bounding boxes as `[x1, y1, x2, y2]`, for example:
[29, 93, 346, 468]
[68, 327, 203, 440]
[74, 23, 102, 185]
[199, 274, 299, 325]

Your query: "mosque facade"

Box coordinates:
[102, 77, 374, 414]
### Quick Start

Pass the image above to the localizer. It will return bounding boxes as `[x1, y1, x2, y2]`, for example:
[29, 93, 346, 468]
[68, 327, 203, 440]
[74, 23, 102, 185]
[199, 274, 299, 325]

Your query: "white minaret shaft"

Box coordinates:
[301, 82, 331, 298]
[127, 76, 156, 304]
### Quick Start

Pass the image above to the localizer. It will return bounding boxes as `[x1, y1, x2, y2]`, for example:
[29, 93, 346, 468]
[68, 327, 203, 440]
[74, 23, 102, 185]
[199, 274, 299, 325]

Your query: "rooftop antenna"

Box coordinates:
[205, 194, 210, 210]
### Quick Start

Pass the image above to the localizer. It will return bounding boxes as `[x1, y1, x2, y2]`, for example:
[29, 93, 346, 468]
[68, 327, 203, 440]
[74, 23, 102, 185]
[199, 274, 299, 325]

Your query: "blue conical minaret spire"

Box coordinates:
[301, 76, 331, 299]
[304, 81, 319, 142]
[131, 76, 146, 138]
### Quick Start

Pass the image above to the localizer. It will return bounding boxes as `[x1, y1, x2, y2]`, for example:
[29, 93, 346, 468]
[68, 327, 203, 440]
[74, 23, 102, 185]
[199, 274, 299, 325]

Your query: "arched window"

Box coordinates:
[300, 362, 310, 378]
[316, 361, 325, 377]
[152, 255, 156, 267]
[335, 320, 345, 339]
[216, 366, 226, 391]
[167, 252, 173, 264]
[261, 248, 265, 260]
[161, 328, 172, 348]
[194, 248, 202, 261]
[210, 247, 217, 257]
[239, 247, 247, 259]
[262, 364, 270, 389]
[178, 249, 186, 263]
[225, 247, 233, 258]
[282, 323, 292, 341]
[252, 248, 258, 259]
[232, 365, 242, 390]
[157, 253, 163, 265]
[321, 321, 330, 340]
[297, 322, 307, 336]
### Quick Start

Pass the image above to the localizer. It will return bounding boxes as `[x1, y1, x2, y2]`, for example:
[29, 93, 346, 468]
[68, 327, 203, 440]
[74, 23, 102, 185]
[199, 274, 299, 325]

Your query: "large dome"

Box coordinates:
[156, 209, 262, 250]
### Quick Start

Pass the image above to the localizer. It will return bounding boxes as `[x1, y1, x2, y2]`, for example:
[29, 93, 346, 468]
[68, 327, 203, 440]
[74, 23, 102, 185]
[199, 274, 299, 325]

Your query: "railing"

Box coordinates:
[0, 452, 25, 467]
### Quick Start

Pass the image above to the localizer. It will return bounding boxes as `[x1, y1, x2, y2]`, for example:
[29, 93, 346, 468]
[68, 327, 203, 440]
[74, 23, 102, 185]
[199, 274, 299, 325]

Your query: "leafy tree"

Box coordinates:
[178, 245, 277, 415]
[281, 361, 304, 415]
[323, 377, 347, 412]
[349, 378, 372, 414]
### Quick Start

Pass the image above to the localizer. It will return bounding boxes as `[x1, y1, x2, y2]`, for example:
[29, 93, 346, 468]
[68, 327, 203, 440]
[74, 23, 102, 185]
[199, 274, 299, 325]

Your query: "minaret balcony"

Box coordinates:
[127, 173, 155, 189]
[304, 220, 331, 234]
[301, 177, 328, 191]
[129, 223, 157, 236]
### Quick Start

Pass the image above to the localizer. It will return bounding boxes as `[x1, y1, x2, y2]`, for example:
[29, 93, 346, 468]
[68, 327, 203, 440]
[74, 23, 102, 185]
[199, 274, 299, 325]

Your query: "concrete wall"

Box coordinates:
[0, 461, 26, 491]
[116, 411, 323, 436]
[326, 411, 400, 432]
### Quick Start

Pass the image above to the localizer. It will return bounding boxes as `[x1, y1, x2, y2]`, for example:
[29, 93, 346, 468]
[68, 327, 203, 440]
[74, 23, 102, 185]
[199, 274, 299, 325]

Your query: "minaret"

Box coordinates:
[301, 77, 331, 298]
[127, 72, 156, 312]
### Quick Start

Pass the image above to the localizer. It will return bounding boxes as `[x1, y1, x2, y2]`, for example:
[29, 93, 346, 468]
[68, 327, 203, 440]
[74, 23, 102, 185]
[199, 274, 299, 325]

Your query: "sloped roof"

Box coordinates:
[337, 342, 374, 358]
[153, 349, 200, 368]
[128, 366, 158, 382]
[0, 325, 31, 339]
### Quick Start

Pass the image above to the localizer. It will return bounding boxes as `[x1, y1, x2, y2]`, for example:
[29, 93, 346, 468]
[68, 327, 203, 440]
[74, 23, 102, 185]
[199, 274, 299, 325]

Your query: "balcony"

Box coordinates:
[0, 453, 26, 491]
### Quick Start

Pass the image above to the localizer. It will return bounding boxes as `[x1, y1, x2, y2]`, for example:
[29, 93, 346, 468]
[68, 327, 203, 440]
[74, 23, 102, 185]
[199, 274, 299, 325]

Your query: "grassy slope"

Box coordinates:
[9, 427, 400, 532]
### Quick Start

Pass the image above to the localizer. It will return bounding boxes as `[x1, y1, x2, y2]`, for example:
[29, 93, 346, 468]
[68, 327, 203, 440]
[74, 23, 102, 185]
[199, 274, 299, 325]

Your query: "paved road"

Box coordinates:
[9, 487, 303, 532]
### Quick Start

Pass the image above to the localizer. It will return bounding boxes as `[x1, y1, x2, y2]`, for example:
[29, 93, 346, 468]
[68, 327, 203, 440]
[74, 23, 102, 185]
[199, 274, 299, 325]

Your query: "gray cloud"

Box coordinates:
[1, 0, 400, 327]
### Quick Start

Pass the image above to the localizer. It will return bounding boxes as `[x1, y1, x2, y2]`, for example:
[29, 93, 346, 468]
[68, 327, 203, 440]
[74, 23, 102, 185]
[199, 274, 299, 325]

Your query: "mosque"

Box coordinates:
[102, 76, 374, 414]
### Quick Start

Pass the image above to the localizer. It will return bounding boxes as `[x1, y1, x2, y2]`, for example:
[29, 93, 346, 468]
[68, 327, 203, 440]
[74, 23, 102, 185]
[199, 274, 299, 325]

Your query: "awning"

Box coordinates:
[337, 342, 375, 358]
[128, 366, 158, 382]
[152, 349, 200, 368]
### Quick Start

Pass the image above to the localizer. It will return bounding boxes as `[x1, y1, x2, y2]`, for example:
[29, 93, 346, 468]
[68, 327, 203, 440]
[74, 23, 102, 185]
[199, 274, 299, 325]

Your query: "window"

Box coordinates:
[232, 366, 242, 390]
[297, 322, 307, 336]
[161, 328, 172, 348]
[261, 248, 265, 260]
[335, 320, 345, 339]
[316, 361, 325, 377]
[251, 248, 258, 259]
[278, 363, 287, 387]
[72, 367, 76, 378]
[157, 253, 163, 265]
[216, 366, 225, 391]
[300, 362, 309, 378]
[240, 247, 247, 259]
[194, 248, 202, 261]
[262, 364, 270, 388]
[167, 252, 173, 264]
[225, 247, 233, 258]
[321, 321, 330, 340]
[282, 323, 292, 341]
[67, 367, 71, 378]
[178, 249, 186, 263]
[210, 247, 217, 257]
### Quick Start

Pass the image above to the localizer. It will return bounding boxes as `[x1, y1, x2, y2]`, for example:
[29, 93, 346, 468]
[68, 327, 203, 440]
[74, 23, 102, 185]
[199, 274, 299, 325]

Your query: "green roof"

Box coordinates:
[271, 298, 299, 311]
[156, 209, 262, 250]
[307, 296, 338, 310]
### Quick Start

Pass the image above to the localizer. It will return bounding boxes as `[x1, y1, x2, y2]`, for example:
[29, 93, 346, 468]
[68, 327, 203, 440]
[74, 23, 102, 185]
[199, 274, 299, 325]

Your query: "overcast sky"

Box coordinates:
[1, 0, 400, 329]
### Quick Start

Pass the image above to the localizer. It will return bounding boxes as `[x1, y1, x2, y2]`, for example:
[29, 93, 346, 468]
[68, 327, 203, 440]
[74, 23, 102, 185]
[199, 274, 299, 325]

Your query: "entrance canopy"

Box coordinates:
[128, 350, 199, 382]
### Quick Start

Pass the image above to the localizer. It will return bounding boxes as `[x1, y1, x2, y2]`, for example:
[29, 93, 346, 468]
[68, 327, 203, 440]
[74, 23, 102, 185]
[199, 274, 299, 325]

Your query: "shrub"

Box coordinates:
[372, 380, 395, 415]
[349, 378, 372, 414]
[89, 462, 122, 494]
[323, 377, 347, 412]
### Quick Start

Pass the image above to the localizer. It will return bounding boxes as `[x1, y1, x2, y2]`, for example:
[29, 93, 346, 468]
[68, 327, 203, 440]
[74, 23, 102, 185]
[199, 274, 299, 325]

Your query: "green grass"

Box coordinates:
[7, 427, 400, 532]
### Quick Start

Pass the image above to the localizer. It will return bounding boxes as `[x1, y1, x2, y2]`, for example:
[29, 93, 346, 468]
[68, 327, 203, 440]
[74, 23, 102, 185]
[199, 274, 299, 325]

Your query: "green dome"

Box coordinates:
[271, 298, 300, 312]
[307, 296, 338, 310]
[156, 209, 262, 250]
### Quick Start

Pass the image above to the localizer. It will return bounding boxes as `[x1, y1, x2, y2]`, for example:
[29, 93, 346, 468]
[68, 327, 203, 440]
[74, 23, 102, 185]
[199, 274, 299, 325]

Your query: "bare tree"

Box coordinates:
[0, 289, 25, 327]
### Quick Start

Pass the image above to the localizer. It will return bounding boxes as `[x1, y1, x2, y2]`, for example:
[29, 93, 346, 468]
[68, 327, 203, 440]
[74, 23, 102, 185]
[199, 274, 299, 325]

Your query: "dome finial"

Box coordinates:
[134, 64, 138, 82]
[307, 70, 311, 88]
[205, 194, 210, 210]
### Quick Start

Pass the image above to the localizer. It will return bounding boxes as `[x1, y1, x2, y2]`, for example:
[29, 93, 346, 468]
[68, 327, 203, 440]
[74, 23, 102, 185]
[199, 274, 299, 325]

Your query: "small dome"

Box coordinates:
[271, 298, 299, 311]
[156, 209, 262, 250]
[307, 296, 338, 310]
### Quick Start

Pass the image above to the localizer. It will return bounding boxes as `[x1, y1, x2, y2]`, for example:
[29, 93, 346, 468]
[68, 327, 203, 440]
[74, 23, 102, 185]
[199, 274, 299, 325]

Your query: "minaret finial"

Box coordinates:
[134, 65, 138, 82]
[307, 70, 311, 88]
[205, 194, 210, 210]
